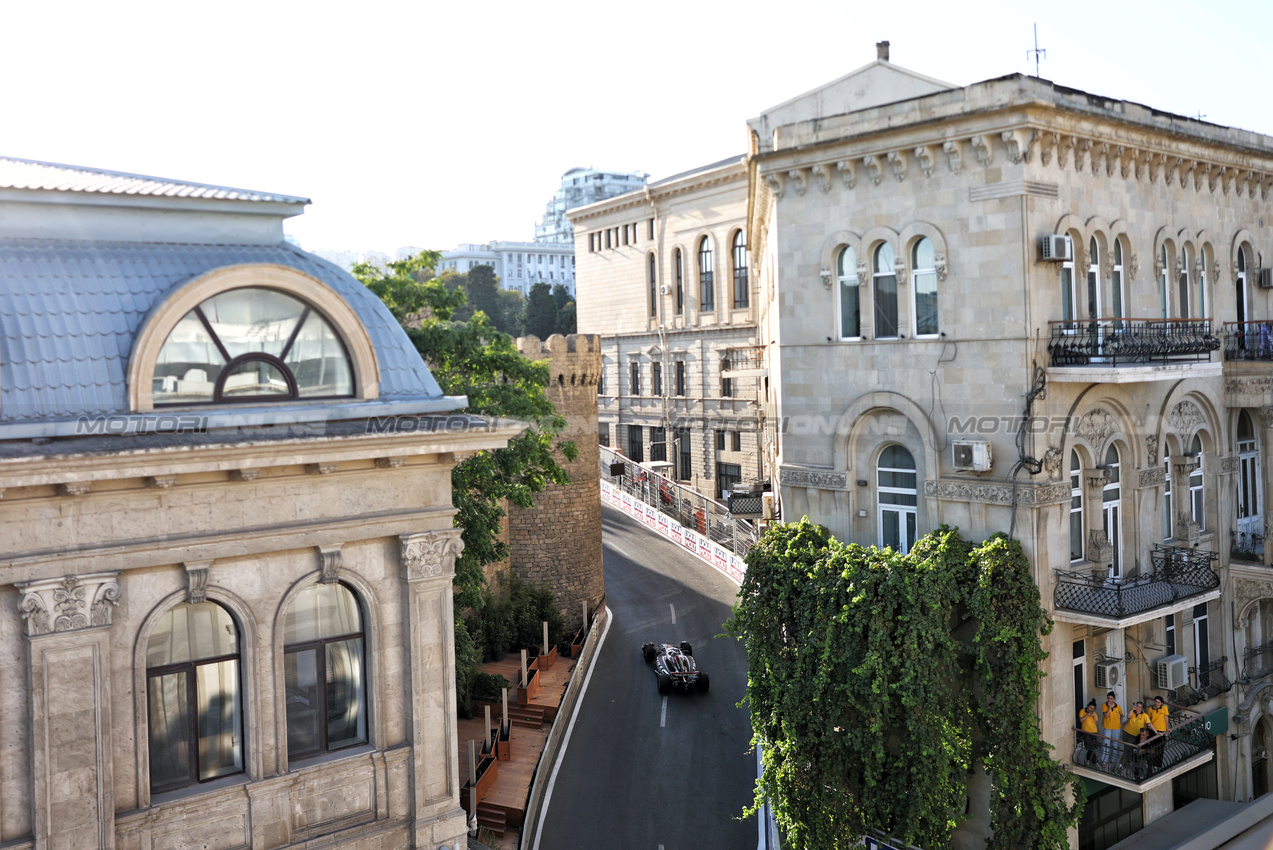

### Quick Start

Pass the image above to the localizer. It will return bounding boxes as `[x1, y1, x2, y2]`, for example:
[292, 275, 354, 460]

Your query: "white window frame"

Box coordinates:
[1238, 413, 1261, 534]
[1179, 245, 1193, 320]
[872, 243, 899, 340]
[1111, 238, 1125, 328]
[911, 237, 939, 338]
[1159, 245, 1170, 320]
[877, 445, 918, 555]
[1061, 251, 1077, 328]
[1163, 443, 1173, 540]
[1070, 450, 1084, 563]
[837, 245, 861, 341]
[1189, 434, 1205, 530]
[1197, 246, 1209, 320]
[1102, 444, 1122, 580]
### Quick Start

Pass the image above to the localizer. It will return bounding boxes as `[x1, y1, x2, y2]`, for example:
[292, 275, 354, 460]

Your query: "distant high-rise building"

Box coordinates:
[534, 167, 648, 244]
[438, 241, 576, 296]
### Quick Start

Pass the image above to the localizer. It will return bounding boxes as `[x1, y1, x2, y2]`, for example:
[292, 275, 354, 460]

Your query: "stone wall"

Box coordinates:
[507, 334, 605, 629]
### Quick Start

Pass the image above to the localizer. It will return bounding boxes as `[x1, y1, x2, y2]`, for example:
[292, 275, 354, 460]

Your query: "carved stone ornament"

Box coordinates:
[887, 150, 907, 182]
[1138, 466, 1166, 488]
[1129, 254, 1140, 281]
[59, 482, 90, 497]
[1220, 455, 1241, 475]
[147, 475, 178, 489]
[942, 140, 963, 173]
[820, 267, 833, 289]
[318, 545, 342, 584]
[856, 260, 869, 282]
[1060, 136, 1080, 170]
[924, 479, 1070, 506]
[1146, 435, 1159, 466]
[811, 163, 831, 194]
[1169, 400, 1205, 437]
[1042, 446, 1063, 477]
[862, 155, 883, 186]
[1235, 578, 1273, 628]
[970, 135, 992, 167]
[1229, 378, 1273, 403]
[1087, 529, 1114, 565]
[231, 468, 261, 482]
[1000, 129, 1036, 164]
[914, 145, 934, 178]
[778, 466, 848, 490]
[1075, 408, 1116, 447]
[1093, 142, 1110, 176]
[1086, 470, 1110, 491]
[836, 159, 856, 189]
[894, 257, 908, 286]
[16, 571, 122, 637]
[934, 254, 949, 283]
[184, 561, 211, 604]
[400, 529, 465, 582]
[375, 457, 405, 469]
[788, 169, 807, 197]
[1040, 132, 1058, 166]
[764, 172, 784, 200]
[306, 462, 337, 475]
[1175, 514, 1201, 544]
[1195, 162, 1211, 192]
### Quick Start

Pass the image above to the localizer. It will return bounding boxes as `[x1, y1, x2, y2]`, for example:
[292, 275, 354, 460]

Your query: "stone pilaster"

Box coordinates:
[16, 572, 121, 850]
[399, 529, 468, 848]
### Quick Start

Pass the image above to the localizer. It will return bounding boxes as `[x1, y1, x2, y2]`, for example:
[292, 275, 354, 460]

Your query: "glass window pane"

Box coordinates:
[154, 310, 224, 404]
[840, 280, 860, 338]
[882, 509, 901, 551]
[914, 271, 938, 336]
[285, 648, 323, 758]
[197, 659, 243, 780]
[148, 602, 238, 667]
[286, 312, 353, 397]
[913, 237, 934, 270]
[838, 246, 857, 278]
[148, 670, 192, 790]
[874, 274, 898, 338]
[326, 638, 367, 749]
[1061, 267, 1074, 323]
[220, 359, 291, 398]
[875, 243, 895, 273]
[879, 445, 916, 469]
[201, 289, 306, 359]
[284, 583, 362, 645]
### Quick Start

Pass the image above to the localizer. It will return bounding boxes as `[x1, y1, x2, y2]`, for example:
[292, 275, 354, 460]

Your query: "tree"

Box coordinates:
[522, 282, 559, 339]
[727, 520, 1083, 850]
[555, 300, 576, 335]
[551, 283, 571, 311]
[466, 265, 503, 325]
[497, 289, 525, 337]
[353, 251, 578, 610]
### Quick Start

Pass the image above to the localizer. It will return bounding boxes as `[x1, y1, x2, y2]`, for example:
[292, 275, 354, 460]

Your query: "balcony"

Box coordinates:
[1052, 545, 1220, 628]
[1046, 319, 1221, 383]
[1171, 657, 1232, 707]
[721, 346, 767, 379]
[1231, 527, 1265, 563]
[1072, 705, 1214, 791]
[1245, 643, 1273, 681]
[1222, 322, 1273, 406]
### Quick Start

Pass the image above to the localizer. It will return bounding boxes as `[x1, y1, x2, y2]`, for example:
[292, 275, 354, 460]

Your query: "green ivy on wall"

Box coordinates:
[727, 519, 1084, 850]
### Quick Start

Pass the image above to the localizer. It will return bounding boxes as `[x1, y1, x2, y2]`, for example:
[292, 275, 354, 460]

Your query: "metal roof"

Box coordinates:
[0, 239, 448, 428]
[0, 157, 309, 204]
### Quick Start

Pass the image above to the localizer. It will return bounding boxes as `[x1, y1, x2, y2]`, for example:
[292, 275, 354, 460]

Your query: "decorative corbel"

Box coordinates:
[1102, 255, 1115, 283]
[1212, 259, 1221, 284]
[1166, 157, 1184, 186]
[184, 561, 211, 604]
[59, 482, 90, 497]
[1210, 164, 1225, 194]
[1057, 135, 1076, 169]
[230, 469, 261, 482]
[913, 145, 934, 178]
[934, 254, 948, 282]
[1000, 128, 1037, 164]
[787, 169, 807, 197]
[1118, 146, 1135, 179]
[306, 462, 337, 475]
[836, 159, 856, 189]
[820, 267, 833, 289]
[810, 163, 831, 194]
[1194, 162, 1211, 192]
[1221, 167, 1235, 195]
[375, 457, 405, 469]
[970, 135, 993, 167]
[862, 155, 883, 186]
[1092, 142, 1110, 176]
[1180, 159, 1197, 188]
[887, 150, 907, 182]
[1147, 152, 1162, 184]
[942, 140, 964, 173]
[1074, 139, 1093, 174]
[764, 172, 784, 200]
[318, 544, 342, 584]
[1039, 132, 1059, 166]
[147, 475, 178, 489]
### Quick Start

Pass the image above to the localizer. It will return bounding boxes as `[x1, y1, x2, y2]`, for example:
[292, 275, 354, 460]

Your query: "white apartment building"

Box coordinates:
[437, 240, 576, 296]
[535, 167, 647, 244]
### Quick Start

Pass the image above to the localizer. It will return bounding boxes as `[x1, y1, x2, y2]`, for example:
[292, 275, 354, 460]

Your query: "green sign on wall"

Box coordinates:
[1203, 707, 1228, 738]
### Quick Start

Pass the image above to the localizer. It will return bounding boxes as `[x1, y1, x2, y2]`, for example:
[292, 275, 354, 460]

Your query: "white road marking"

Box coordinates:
[660, 696, 667, 727]
[532, 607, 614, 850]
[669, 603, 676, 624]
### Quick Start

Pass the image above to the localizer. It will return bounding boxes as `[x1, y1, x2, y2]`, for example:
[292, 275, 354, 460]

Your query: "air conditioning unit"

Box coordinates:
[761, 492, 776, 520]
[660, 284, 672, 295]
[952, 441, 992, 472]
[1039, 234, 1073, 262]
[1095, 660, 1124, 689]
[1156, 654, 1188, 691]
[1259, 268, 1273, 289]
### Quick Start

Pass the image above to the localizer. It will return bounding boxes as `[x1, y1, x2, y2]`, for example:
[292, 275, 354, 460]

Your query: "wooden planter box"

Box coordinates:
[537, 644, 558, 670]
[517, 665, 540, 705]
[497, 721, 511, 761]
[461, 753, 498, 815]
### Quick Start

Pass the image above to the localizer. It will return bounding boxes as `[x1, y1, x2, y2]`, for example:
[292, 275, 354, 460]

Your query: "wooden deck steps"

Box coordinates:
[476, 803, 507, 836]
[474, 701, 545, 729]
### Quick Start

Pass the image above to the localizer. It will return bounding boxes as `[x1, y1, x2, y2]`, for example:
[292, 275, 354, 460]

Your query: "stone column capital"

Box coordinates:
[16, 571, 122, 637]
[400, 529, 464, 583]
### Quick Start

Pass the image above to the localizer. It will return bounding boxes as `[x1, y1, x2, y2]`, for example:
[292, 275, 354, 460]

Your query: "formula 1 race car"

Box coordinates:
[641, 641, 710, 694]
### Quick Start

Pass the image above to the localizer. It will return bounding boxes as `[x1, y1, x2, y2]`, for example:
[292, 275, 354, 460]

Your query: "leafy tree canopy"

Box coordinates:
[354, 251, 578, 609]
[727, 520, 1082, 850]
[522, 282, 560, 339]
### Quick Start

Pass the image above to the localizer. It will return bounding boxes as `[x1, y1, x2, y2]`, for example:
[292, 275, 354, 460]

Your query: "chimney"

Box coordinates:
[876, 40, 890, 62]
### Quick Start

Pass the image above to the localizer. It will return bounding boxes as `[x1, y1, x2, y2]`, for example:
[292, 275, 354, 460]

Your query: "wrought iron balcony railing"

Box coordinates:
[1172, 657, 1232, 707]
[1053, 545, 1219, 619]
[1232, 528, 1265, 562]
[722, 346, 765, 374]
[1048, 318, 1219, 367]
[1245, 643, 1273, 681]
[1073, 706, 1212, 785]
[1223, 321, 1273, 361]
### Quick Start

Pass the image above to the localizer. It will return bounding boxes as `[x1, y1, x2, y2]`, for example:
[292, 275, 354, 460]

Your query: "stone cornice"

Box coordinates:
[779, 465, 848, 490]
[924, 478, 1071, 506]
[567, 162, 747, 225]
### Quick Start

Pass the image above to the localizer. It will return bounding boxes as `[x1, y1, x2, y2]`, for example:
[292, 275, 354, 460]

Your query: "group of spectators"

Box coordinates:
[1077, 692, 1171, 776]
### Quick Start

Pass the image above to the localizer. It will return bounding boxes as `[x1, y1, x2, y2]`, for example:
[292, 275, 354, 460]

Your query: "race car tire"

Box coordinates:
[697, 672, 710, 693]
[680, 641, 693, 657]
[657, 672, 672, 695]
[642, 644, 656, 663]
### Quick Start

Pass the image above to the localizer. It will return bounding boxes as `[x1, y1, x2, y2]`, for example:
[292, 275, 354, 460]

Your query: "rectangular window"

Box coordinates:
[627, 424, 644, 462]
[1165, 614, 1176, 657]
[652, 362, 662, 396]
[675, 361, 686, 396]
[676, 428, 692, 480]
[732, 430, 741, 452]
[1069, 459, 1083, 562]
[648, 219, 654, 240]
[650, 426, 667, 462]
[1194, 603, 1210, 682]
[629, 361, 641, 396]
[716, 430, 726, 451]
[716, 462, 742, 500]
[605, 230, 611, 249]
[622, 225, 629, 246]
[598, 424, 609, 447]
[722, 375, 733, 398]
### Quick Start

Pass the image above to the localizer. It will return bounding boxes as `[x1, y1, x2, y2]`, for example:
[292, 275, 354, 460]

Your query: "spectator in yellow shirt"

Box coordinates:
[1101, 692, 1123, 762]
[1147, 696, 1169, 733]
[1077, 699, 1100, 765]
[1123, 702, 1149, 744]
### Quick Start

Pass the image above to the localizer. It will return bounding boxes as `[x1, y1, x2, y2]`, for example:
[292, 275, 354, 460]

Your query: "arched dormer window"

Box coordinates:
[154, 288, 353, 405]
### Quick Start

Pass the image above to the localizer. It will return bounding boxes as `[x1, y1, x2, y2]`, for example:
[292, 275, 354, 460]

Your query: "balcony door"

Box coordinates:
[1103, 445, 1122, 580]
[1237, 411, 1262, 551]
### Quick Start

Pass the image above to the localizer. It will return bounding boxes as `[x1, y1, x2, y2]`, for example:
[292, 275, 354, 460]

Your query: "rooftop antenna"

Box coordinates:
[1027, 23, 1046, 78]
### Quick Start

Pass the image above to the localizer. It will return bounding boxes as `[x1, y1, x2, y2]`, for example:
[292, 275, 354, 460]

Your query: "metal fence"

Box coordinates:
[1047, 318, 1219, 367]
[1053, 545, 1219, 619]
[1073, 705, 1213, 785]
[600, 445, 759, 558]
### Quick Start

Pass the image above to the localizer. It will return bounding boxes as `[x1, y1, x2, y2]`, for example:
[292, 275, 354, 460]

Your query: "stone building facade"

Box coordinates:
[0, 157, 519, 849]
[570, 157, 765, 501]
[747, 51, 1273, 844]
[506, 334, 605, 627]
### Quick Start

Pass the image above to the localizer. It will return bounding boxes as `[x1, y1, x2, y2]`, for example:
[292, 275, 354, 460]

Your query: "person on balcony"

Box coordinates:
[1123, 702, 1149, 745]
[1147, 696, 1169, 734]
[1078, 699, 1100, 765]
[1101, 692, 1123, 763]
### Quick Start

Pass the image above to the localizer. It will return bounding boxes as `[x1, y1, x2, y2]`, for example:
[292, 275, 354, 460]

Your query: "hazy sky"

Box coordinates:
[5, 0, 1269, 254]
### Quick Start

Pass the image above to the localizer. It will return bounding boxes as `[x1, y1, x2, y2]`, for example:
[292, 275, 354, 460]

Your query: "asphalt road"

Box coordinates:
[535, 504, 756, 850]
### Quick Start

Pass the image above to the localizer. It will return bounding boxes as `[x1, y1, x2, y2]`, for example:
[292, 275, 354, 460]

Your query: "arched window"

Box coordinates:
[1087, 238, 1101, 321]
[1189, 434, 1205, 529]
[283, 583, 367, 761]
[1237, 411, 1262, 557]
[1061, 238, 1076, 326]
[648, 253, 657, 318]
[1197, 245, 1210, 319]
[1111, 239, 1125, 329]
[698, 237, 715, 310]
[1238, 246, 1250, 330]
[1159, 244, 1170, 320]
[732, 230, 749, 309]
[147, 601, 243, 792]
[154, 288, 353, 405]
[877, 445, 917, 554]
[837, 246, 861, 340]
[1179, 245, 1193, 319]
[674, 248, 684, 315]
[1102, 444, 1122, 579]
[1069, 450, 1084, 562]
[873, 243, 899, 339]
[912, 237, 938, 337]
[1163, 443, 1173, 540]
